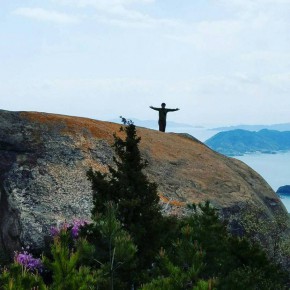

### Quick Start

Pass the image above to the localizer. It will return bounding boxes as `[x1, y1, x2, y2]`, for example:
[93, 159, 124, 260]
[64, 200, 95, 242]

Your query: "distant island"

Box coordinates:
[205, 129, 290, 156]
[277, 185, 290, 196]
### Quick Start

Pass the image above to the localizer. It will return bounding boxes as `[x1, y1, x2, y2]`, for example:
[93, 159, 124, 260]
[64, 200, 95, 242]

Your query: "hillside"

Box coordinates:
[205, 129, 290, 156]
[0, 110, 286, 254]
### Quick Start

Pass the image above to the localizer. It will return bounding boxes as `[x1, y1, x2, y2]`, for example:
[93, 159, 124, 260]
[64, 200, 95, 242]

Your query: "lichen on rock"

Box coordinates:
[0, 109, 286, 255]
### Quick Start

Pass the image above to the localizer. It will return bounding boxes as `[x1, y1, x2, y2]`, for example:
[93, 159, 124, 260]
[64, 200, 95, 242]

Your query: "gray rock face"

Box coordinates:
[0, 110, 286, 255]
[0, 110, 113, 254]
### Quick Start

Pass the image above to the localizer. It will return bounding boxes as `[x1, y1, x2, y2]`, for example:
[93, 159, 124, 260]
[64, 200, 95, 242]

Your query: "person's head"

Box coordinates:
[161, 103, 166, 108]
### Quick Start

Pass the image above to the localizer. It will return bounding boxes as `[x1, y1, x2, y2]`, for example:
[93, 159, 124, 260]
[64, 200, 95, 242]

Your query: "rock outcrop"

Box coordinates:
[0, 110, 286, 254]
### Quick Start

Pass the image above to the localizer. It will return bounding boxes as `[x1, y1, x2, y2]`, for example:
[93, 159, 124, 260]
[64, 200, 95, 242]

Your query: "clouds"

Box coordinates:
[167, 2, 288, 53]
[0, 76, 162, 120]
[166, 19, 244, 54]
[56, 0, 155, 5]
[53, 0, 155, 8]
[13, 7, 79, 24]
[51, 0, 180, 28]
[218, 0, 290, 24]
[219, 0, 290, 6]
[3, 1, 290, 125]
[12, 0, 179, 29]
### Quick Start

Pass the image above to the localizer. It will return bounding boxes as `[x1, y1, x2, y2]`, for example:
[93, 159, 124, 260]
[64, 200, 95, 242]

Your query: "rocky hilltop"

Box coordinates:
[0, 110, 286, 255]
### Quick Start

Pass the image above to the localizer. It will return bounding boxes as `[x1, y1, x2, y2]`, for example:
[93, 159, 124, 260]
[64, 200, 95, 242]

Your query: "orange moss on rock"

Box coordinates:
[138, 130, 209, 164]
[17, 111, 281, 212]
[159, 194, 185, 207]
[20, 111, 123, 141]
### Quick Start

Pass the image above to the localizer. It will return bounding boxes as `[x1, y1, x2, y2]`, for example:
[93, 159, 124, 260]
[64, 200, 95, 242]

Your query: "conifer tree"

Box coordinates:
[87, 118, 164, 269]
[91, 202, 137, 290]
[44, 225, 99, 290]
[140, 222, 213, 290]
[0, 264, 47, 290]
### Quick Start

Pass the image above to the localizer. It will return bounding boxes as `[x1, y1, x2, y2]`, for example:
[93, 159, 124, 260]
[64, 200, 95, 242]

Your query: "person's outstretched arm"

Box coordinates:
[167, 108, 180, 112]
[149, 106, 160, 111]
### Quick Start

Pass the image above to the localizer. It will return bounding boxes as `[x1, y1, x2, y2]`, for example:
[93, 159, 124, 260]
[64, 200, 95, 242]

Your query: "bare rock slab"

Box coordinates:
[0, 110, 286, 254]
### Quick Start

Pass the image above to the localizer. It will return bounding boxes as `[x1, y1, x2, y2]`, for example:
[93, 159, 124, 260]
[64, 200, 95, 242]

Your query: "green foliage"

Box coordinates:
[87, 118, 164, 268]
[88, 202, 137, 290]
[218, 237, 288, 289]
[1, 118, 289, 289]
[193, 279, 216, 290]
[140, 252, 203, 290]
[0, 200, 288, 290]
[237, 202, 290, 266]
[44, 227, 100, 290]
[0, 263, 47, 290]
[220, 266, 286, 290]
[181, 202, 288, 288]
[183, 202, 234, 277]
[140, 218, 218, 290]
[167, 223, 204, 280]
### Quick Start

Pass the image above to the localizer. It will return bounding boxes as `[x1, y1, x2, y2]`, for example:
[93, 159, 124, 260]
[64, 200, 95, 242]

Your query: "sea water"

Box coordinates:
[234, 152, 290, 212]
[167, 126, 290, 212]
[166, 126, 290, 211]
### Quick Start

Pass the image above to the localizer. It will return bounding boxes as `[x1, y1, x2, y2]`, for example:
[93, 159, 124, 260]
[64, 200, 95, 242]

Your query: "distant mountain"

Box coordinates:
[205, 129, 290, 156]
[109, 118, 202, 129]
[211, 123, 290, 132]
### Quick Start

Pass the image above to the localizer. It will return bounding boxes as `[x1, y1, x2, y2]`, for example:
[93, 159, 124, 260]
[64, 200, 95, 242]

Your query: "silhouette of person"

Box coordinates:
[150, 103, 180, 132]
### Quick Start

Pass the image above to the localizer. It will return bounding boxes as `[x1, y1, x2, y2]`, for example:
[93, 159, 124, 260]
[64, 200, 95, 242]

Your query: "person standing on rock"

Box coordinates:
[149, 103, 180, 132]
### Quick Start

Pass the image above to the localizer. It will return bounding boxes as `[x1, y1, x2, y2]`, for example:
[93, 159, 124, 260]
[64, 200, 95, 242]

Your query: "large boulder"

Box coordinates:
[0, 110, 286, 254]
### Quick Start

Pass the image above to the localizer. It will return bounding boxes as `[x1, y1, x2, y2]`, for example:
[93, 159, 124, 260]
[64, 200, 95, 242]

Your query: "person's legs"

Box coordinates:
[158, 120, 166, 132]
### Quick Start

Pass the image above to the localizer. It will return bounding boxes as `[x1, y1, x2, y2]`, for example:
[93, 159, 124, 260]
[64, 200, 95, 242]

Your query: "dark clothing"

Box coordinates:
[151, 107, 177, 121]
[158, 119, 166, 132]
[150, 106, 179, 132]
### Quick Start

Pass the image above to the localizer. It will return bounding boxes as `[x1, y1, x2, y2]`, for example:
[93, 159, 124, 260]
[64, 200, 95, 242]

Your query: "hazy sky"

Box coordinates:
[1, 0, 290, 126]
